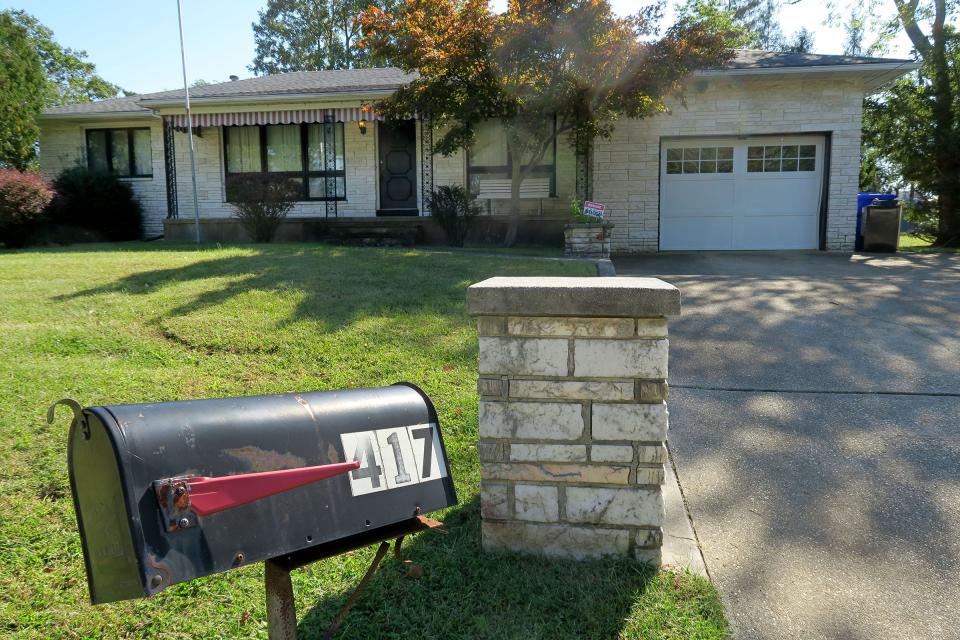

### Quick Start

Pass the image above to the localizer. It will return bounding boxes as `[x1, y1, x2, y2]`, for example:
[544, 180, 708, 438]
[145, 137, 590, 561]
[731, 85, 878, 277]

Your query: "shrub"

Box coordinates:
[48, 167, 143, 241]
[430, 185, 481, 247]
[0, 169, 53, 248]
[230, 175, 299, 243]
[903, 197, 939, 242]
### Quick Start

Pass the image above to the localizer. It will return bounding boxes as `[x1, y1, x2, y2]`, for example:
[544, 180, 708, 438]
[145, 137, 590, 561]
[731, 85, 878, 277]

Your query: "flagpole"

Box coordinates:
[176, 0, 201, 243]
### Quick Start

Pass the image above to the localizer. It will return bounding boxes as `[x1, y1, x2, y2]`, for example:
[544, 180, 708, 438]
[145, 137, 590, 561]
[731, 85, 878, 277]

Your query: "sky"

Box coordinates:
[5, 0, 915, 96]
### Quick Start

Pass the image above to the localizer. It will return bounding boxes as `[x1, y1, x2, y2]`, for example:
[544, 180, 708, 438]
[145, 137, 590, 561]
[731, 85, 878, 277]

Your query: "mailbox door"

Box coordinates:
[72, 384, 456, 603]
[68, 409, 146, 602]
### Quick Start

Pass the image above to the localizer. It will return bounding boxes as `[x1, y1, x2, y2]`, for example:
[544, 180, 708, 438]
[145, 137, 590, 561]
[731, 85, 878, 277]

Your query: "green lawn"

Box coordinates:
[899, 233, 960, 253]
[0, 243, 727, 639]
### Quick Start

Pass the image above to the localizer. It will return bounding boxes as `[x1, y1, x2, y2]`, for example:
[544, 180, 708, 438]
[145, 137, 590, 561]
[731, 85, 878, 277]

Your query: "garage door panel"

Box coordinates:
[659, 135, 823, 250]
[661, 217, 733, 250]
[737, 177, 821, 215]
[660, 180, 735, 217]
[734, 215, 819, 249]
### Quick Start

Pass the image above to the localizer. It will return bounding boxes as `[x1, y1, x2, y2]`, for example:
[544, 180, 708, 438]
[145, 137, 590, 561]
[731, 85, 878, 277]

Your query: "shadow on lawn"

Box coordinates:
[52, 245, 582, 350]
[296, 497, 665, 640]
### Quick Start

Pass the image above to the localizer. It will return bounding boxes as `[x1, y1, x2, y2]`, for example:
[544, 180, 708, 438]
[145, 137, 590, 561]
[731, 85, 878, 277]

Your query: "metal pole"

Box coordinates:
[264, 560, 298, 640]
[176, 0, 202, 243]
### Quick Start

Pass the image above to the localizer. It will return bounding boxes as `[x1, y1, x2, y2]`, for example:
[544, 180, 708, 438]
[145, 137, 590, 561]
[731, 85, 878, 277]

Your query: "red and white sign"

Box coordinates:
[583, 201, 606, 219]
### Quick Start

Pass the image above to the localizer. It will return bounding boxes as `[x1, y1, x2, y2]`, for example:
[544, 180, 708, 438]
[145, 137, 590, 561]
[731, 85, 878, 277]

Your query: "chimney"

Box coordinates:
[229, 75, 239, 82]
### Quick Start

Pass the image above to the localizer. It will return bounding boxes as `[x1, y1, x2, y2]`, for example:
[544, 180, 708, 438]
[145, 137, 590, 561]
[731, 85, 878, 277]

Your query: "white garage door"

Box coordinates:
[659, 136, 824, 250]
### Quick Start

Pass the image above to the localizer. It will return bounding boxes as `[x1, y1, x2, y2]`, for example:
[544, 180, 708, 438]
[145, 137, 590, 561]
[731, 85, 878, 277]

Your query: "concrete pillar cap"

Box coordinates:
[466, 276, 680, 318]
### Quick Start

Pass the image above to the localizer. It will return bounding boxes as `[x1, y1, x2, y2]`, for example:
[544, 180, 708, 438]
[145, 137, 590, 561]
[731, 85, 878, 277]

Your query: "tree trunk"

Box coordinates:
[504, 159, 522, 247]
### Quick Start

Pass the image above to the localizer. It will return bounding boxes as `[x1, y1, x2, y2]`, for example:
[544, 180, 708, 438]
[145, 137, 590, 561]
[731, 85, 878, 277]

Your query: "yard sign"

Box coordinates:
[583, 201, 606, 220]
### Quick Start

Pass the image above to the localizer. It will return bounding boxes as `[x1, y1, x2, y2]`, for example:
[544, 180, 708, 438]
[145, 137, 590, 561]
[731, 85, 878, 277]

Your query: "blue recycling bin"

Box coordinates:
[856, 193, 897, 250]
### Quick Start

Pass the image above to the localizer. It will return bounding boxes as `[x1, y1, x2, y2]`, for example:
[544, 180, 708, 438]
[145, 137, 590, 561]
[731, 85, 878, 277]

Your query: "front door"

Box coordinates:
[378, 120, 418, 216]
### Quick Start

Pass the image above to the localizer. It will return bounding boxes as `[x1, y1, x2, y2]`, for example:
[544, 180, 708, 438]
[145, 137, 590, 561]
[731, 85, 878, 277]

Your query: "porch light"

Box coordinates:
[358, 119, 368, 135]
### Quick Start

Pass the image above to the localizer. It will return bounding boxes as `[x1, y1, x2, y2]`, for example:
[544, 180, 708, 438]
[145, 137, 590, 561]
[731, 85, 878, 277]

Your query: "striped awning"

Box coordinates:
[166, 107, 383, 128]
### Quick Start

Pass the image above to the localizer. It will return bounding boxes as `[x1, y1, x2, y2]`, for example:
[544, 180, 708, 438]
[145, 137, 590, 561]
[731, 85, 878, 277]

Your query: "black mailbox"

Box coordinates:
[58, 383, 456, 605]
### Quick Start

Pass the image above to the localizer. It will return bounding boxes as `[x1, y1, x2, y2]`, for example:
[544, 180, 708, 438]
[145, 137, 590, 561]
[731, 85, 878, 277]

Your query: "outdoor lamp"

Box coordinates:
[358, 120, 367, 135]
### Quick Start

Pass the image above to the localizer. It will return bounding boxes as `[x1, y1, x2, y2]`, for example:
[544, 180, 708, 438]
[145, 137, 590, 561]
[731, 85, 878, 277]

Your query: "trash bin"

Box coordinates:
[862, 198, 902, 252]
[856, 192, 897, 250]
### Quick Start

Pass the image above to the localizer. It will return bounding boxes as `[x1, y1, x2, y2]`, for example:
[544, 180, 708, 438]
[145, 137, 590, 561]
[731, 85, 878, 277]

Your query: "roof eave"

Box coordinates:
[696, 61, 919, 78]
[138, 87, 401, 108]
[38, 110, 158, 121]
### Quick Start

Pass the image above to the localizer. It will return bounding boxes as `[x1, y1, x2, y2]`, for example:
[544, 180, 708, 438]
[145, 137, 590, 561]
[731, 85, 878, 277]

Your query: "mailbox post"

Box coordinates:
[52, 383, 456, 637]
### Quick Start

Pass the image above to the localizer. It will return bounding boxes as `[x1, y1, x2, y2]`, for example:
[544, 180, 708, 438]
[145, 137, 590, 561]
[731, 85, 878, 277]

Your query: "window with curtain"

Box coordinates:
[467, 118, 555, 196]
[224, 123, 346, 201]
[85, 128, 153, 177]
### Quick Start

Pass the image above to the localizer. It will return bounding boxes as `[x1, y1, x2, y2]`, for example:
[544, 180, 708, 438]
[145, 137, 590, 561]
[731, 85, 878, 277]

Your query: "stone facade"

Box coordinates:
[592, 75, 866, 252]
[564, 223, 613, 258]
[467, 277, 680, 563]
[38, 73, 869, 250]
[38, 118, 168, 237]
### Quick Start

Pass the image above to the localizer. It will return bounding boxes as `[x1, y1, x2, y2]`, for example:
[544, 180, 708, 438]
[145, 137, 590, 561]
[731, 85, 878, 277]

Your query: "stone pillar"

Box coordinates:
[466, 277, 680, 563]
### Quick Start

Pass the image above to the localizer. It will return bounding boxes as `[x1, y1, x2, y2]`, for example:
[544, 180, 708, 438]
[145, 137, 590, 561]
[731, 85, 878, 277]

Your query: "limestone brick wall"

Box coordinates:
[593, 75, 867, 252]
[467, 277, 681, 563]
[171, 122, 377, 219]
[38, 118, 168, 237]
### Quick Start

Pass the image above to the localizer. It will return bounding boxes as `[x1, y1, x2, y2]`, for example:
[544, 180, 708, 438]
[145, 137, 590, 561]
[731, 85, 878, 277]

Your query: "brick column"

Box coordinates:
[466, 277, 680, 563]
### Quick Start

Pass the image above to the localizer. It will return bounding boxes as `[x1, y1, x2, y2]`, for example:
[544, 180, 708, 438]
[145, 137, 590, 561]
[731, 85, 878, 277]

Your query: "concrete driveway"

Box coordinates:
[615, 251, 960, 640]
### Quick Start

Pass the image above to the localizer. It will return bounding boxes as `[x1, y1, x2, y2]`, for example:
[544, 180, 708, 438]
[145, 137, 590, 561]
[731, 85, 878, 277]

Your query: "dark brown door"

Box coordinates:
[377, 120, 418, 215]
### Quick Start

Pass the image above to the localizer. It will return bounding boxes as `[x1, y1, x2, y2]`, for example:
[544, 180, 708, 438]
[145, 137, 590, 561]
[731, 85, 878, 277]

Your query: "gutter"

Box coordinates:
[695, 61, 919, 77]
[37, 110, 154, 120]
[138, 88, 400, 108]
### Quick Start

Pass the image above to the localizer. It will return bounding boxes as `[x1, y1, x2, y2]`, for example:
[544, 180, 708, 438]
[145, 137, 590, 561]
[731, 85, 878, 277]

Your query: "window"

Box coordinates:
[665, 147, 733, 174]
[747, 144, 816, 173]
[86, 128, 152, 177]
[223, 123, 345, 201]
[467, 118, 556, 196]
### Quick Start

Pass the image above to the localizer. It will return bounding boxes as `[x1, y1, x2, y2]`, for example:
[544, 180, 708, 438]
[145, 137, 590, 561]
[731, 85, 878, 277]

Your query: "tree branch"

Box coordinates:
[893, 0, 931, 55]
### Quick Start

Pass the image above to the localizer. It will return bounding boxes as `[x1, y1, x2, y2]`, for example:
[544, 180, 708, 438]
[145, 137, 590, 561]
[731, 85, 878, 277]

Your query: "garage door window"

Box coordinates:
[665, 146, 733, 174]
[747, 145, 816, 173]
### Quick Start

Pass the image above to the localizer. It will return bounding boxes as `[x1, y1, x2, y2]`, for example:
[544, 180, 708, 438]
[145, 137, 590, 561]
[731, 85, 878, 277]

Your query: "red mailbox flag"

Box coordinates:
[166, 461, 361, 517]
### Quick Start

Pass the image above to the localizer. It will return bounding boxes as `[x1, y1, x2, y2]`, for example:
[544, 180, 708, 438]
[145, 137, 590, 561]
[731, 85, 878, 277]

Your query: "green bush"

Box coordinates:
[430, 185, 481, 247]
[0, 169, 53, 248]
[903, 197, 939, 242]
[230, 174, 299, 242]
[47, 167, 143, 241]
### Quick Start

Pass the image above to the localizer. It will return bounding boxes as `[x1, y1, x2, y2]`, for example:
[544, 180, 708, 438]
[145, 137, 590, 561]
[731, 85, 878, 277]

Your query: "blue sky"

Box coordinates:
[6, 0, 913, 95]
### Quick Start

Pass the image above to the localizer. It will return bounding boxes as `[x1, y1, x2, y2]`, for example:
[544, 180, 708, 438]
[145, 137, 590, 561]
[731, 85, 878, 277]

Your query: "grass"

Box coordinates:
[0, 243, 727, 639]
[899, 233, 960, 253]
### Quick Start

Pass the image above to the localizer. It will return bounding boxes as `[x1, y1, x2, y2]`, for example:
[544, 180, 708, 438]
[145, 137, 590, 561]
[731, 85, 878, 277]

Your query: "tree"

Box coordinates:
[250, 0, 395, 74]
[785, 26, 815, 52]
[361, 0, 738, 245]
[4, 10, 121, 107]
[0, 13, 46, 170]
[861, 24, 960, 242]
[885, 0, 959, 246]
[726, 0, 787, 49]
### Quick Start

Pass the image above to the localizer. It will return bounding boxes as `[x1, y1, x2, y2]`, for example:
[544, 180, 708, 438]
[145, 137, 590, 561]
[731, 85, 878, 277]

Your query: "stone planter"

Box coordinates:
[564, 222, 613, 258]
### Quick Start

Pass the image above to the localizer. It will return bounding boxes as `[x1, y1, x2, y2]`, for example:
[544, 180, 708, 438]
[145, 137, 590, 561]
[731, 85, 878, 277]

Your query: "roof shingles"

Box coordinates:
[41, 51, 914, 118]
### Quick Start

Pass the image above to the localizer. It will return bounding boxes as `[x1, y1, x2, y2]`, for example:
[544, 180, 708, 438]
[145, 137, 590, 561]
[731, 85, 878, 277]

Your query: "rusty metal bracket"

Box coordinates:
[153, 478, 195, 533]
[47, 398, 89, 439]
[321, 541, 390, 640]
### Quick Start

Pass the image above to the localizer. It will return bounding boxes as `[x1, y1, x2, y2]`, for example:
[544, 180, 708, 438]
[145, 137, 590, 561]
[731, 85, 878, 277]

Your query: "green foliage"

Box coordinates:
[361, 0, 736, 244]
[3, 10, 122, 107]
[569, 197, 594, 223]
[0, 243, 728, 638]
[0, 169, 53, 248]
[47, 167, 143, 242]
[0, 13, 46, 170]
[860, 7, 960, 246]
[229, 175, 299, 242]
[430, 185, 481, 246]
[250, 0, 395, 73]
